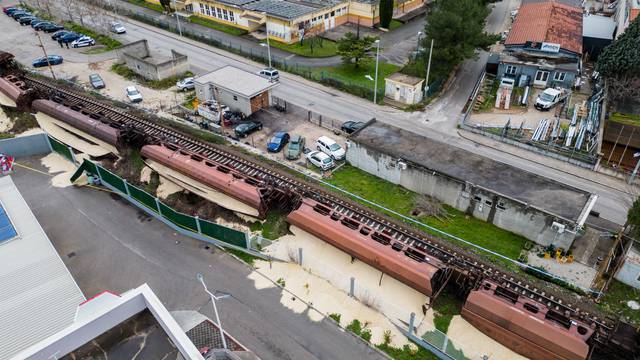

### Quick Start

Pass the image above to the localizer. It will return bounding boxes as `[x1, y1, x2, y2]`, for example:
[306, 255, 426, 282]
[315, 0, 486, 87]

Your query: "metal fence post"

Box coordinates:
[123, 179, 131, 197]
[408, 312, 416, 335]
[441, 334, 449, 353]
[298, 247, 303, 266]
[349, 277, 355, 297]
[44, 133, 53, 153]
[195, 215, 202, 234]
[245, 232, 251, 250]
[67, 145, 77, 164]
[155, 197, 162, 216]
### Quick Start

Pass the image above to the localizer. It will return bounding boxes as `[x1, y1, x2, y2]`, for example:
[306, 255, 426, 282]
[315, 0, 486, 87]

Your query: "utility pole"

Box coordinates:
[373, 39, 381, 104]
[416, 31, 422, 60]
[263, 12, 272, 68]
[425, 38, 434, 95]
[35, 30, 56, 80]
[173, 0, 183, 37]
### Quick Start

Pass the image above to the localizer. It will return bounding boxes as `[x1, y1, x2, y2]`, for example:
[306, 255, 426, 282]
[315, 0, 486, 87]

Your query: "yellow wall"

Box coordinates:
[146, 0, 161, 4]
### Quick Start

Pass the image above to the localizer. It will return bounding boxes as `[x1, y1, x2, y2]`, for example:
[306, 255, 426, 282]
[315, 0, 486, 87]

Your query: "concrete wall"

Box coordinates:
[0, 133, 51, 158]
[615, 245, 640, 289]
[119, 40, 189, 81]
[217, 88, 252, 116]
[346, 141, 577, 248]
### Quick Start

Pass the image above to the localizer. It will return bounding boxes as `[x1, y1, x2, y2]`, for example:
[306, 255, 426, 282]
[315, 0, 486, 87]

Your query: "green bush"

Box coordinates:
[189, 16, 248, 36]
[346, 319, 363, 335]
[328, 313, 342, 324]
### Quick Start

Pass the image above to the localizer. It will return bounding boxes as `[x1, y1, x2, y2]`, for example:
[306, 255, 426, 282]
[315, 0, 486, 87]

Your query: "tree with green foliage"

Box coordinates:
[627, 197, 640, 238]
[403, 0, 498, 81]
[336, 32, 377, 68]
[159, 0, 171, 12]
[379, 0, 394, 29]
[596, 17, 640, 103]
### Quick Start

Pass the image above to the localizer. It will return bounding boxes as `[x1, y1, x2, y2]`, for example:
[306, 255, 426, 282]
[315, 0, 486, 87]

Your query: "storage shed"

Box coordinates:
[194, 65, 279, 116]
[384, 73, 424, 105]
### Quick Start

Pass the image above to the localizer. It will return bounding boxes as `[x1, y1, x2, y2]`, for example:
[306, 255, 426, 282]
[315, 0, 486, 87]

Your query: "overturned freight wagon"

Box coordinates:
[0, 75, 34, 108]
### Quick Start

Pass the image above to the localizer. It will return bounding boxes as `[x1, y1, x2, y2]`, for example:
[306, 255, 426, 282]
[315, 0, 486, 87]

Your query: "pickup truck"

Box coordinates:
[534, 88, 570, 111]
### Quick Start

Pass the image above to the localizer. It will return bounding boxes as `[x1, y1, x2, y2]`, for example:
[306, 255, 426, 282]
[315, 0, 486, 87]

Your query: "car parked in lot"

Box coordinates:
[341, 121, 365, 134]
[306, 150, 334, 171]
[4, 7, 21, 15]
[59, 32, 82, 43]
[234, 121, 263, 138]
[110, 22, 126, 34]
[89, 74, 105, 89]
[12, 11, 32, 20]
[258, 67, 279, 82]
[125, 86, 143, 103]
[18, 15, 37, 25]
[316, 136, 345, 160]
[267, 131, 290, 152]
[30, 19, 49, 28]
[32, 21, 51, 30]
[176, 77, 195, 91]
[41, 23, 64, 33]
[32, 55, 63, 67]
[52, 30, 73, 41]
[285, 135, 305, 160]
[71, 36, 95, 48]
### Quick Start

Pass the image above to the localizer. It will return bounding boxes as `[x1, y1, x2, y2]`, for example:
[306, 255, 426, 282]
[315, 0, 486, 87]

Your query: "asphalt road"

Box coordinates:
[10, 0, 631, 226]
[12, 159, 388, 360]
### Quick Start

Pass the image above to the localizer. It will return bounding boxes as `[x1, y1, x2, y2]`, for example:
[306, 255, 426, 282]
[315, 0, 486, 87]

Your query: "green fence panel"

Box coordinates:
[48, 136, 74, 161]
[200, 219, 247, 248]
[96, 165, 127, 193]
[128, 184, 158, 212]
[159, 202, 198, 231]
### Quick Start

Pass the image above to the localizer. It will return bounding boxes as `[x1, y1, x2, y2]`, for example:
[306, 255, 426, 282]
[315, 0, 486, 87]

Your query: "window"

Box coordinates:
[331, 10, 335, 16]
[216, 8, 222, 18]
[233, 95, 238, 101]
[222, 9, 228, 20]
[553, 72, 566, 81]
[485, 200, 493, 206]
[229, 11, 235, 22]
[505, 65, 517, 75]
[497, 201, 506, 210]
[324, 13, 329, 19]
[473, 195, 482, 202]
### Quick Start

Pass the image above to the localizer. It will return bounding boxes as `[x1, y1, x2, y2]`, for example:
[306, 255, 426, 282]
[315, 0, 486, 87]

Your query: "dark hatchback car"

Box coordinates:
[89, 74, 105, 89]
[267, 131, 290, 152]
[52, 30, 73, 40]
[32, 21, 52, 30]
[59, 32, 82, 43]
[12, 11, 32, 20]
[41, 23, 64, 33]
[18, 16, 38, 25]
[341, 121, 366, 134]
[31, 19, 49, 28]
[32, 55, 63, 67]
[4, 7, 20, 15]
[234, 121, 263, 138]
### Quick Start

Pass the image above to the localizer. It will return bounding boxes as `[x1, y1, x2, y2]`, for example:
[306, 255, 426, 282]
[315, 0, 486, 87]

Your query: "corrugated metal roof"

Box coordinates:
[245, 0, 318, 19]
[0, 175, 85, 360]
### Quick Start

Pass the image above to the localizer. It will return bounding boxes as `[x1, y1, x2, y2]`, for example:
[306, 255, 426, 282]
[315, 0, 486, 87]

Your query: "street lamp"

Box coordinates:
[416, 31, 422, 58]
[261, 12, 272, 68]
[260, 43, 272, 69]
[173, 0, 183, 37]
[196, 273, 230, 349]
[425, 38, 434, 95]
[373, 39, 380, 104]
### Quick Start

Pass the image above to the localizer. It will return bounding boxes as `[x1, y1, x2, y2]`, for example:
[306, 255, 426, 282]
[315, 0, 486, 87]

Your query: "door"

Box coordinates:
[534, 70, 549, 87]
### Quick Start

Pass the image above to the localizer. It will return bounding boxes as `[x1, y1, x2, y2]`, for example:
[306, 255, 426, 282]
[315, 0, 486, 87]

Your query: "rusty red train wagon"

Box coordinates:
[462, 279, 594, 360]
[0, 75, 33, 107]
[32, 99, 121, 146]
[140, 143, 268, 218]
[287, 198, 448, 297]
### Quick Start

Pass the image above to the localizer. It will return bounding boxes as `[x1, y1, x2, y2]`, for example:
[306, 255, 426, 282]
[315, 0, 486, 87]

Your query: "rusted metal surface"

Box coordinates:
[0, 75, 34, 108]
[32, 99, 121, 147]
[140, 143, 268, 218]
[461, 279, 593, 360]
[287, 198, 448, 297]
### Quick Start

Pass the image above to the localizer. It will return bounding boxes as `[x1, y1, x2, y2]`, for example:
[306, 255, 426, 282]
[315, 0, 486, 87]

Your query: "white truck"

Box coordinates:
[534, 88, 570, 111]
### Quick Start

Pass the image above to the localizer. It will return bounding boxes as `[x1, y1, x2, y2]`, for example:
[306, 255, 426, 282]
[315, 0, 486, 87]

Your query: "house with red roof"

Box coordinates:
[497, 0, 583, 89]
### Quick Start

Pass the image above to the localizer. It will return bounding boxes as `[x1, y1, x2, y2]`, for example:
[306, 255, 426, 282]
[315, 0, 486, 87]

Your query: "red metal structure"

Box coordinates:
[462, 279, 594, 360]
[140, 143, 269, 218]
[287, 198, 448, 297]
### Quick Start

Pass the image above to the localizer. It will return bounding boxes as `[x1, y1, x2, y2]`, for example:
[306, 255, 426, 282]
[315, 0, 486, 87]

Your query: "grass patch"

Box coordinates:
[63, 22, 122, 50]
[312, 62, 401, 93]
[387, 19, 404, 31]
[188, 16, 248, 36]
[110, 63, 193, 90]
[345, 319, 372, 342]
[126, 0, 166, 13]
[610, 112, 640, 126]
[377, 342, 439, 360]
[182, 93, 197, 110]
[5, 106, 38, 134]
[261, 211, 289, 239]
[326, 165, 528, 270]
[599, 279, 640, 326]
[432, 291, 463, 333]
[269, 38, 338, 58]
[0, 133, 15, 139]
[225, 247, 261, 266]
[328, 313, 342, 324]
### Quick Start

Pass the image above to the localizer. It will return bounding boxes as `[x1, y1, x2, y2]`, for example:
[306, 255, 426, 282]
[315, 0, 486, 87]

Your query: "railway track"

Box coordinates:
[23, 75, 615, 339]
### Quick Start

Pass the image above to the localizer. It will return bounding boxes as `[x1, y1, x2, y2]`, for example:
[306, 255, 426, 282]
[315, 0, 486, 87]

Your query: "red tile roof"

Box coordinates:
[505, 0, 583, 54]
[631, 9, 639, 23]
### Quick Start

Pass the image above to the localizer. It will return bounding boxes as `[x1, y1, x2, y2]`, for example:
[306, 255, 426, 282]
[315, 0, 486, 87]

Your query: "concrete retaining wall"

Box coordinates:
[0, 133, 51, 158]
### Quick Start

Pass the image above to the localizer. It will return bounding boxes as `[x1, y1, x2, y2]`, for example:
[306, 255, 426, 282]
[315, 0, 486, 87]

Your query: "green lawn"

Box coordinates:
[64, 22, 122, 50]
[326, 165, 528, 269]
[250, 211, 289, 240]
[189, 16, 248, 36]
[599, 279, 640, 325]
[311, 62, 400, 97]
[269, 38, 338, 57]
[126, 0, 165, 13]
[388, 19, 404, 31]
[432, 291, 463, 333]
[610, 112, 640, 126]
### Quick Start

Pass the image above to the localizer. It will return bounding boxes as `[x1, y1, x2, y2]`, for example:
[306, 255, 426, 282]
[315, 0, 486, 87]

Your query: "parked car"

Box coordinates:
[60, 32, 82, 44]
[534, 88, 570, 111]
[234, 121, 263, 138]
[285, 135, 305, 160]
[176, 77, 195, 91]
[306, 150, 334, 171]
[12, 11, 32, 20]
[89, 74, 105, 89]
[258, 67, 279, 82]
[125, 86, 143, 103]
[110, 22, 126, 34]
[30, 19, 49, 28]
[341, 121, 365, 134]
[18, 15, 38, 25]
[32, 21, 52, 30]
[4, 7, 21, 15]
[267, 131, 290, 152]
[52, 30, 73, 41]
[71, 36, 95, 48]
[316, 136, 345, 160]
[221, 110, 244, 126]
[41, 23, 64, 33]
[32, 55, 63, 67]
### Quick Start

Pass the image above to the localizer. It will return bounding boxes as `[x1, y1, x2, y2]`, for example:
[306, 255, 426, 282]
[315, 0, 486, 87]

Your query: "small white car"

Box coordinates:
[258, 67, 279, 81]
[306, 150, 334, 171]
[316, 136, 345, 160]
[71, 36, 95, 48]
[125, 85, 143, 103]
[176, 77, 195, 91]
[110, 22, 126, 34]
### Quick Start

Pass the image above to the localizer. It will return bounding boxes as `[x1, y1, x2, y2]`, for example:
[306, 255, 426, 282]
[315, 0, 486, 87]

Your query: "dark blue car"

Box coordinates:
[52, 30, 73, 40]
[32, 55, 63, 68]
[59, 32, 81, 43]
[267, 132, 290, 152]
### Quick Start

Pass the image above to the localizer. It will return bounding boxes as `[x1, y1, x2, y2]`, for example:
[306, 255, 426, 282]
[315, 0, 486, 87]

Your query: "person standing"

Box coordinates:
[58, 39, 63, 48]
[65, 41, 69, 49]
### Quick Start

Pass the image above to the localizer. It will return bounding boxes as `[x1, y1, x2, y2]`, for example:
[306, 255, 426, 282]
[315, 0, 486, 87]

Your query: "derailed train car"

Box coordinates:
[287, 198, 449, 297]
[462, 279, 595, 360]
[0, 75, 34, 108]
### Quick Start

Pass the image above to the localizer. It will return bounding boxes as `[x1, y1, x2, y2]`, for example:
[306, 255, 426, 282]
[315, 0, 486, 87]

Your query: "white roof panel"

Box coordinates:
[194, 65, 279, 98]
[0, 175, 85, 360]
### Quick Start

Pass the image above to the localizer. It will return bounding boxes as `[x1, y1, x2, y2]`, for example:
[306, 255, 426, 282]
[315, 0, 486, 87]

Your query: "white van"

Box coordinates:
[316, 136, 345, 160]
